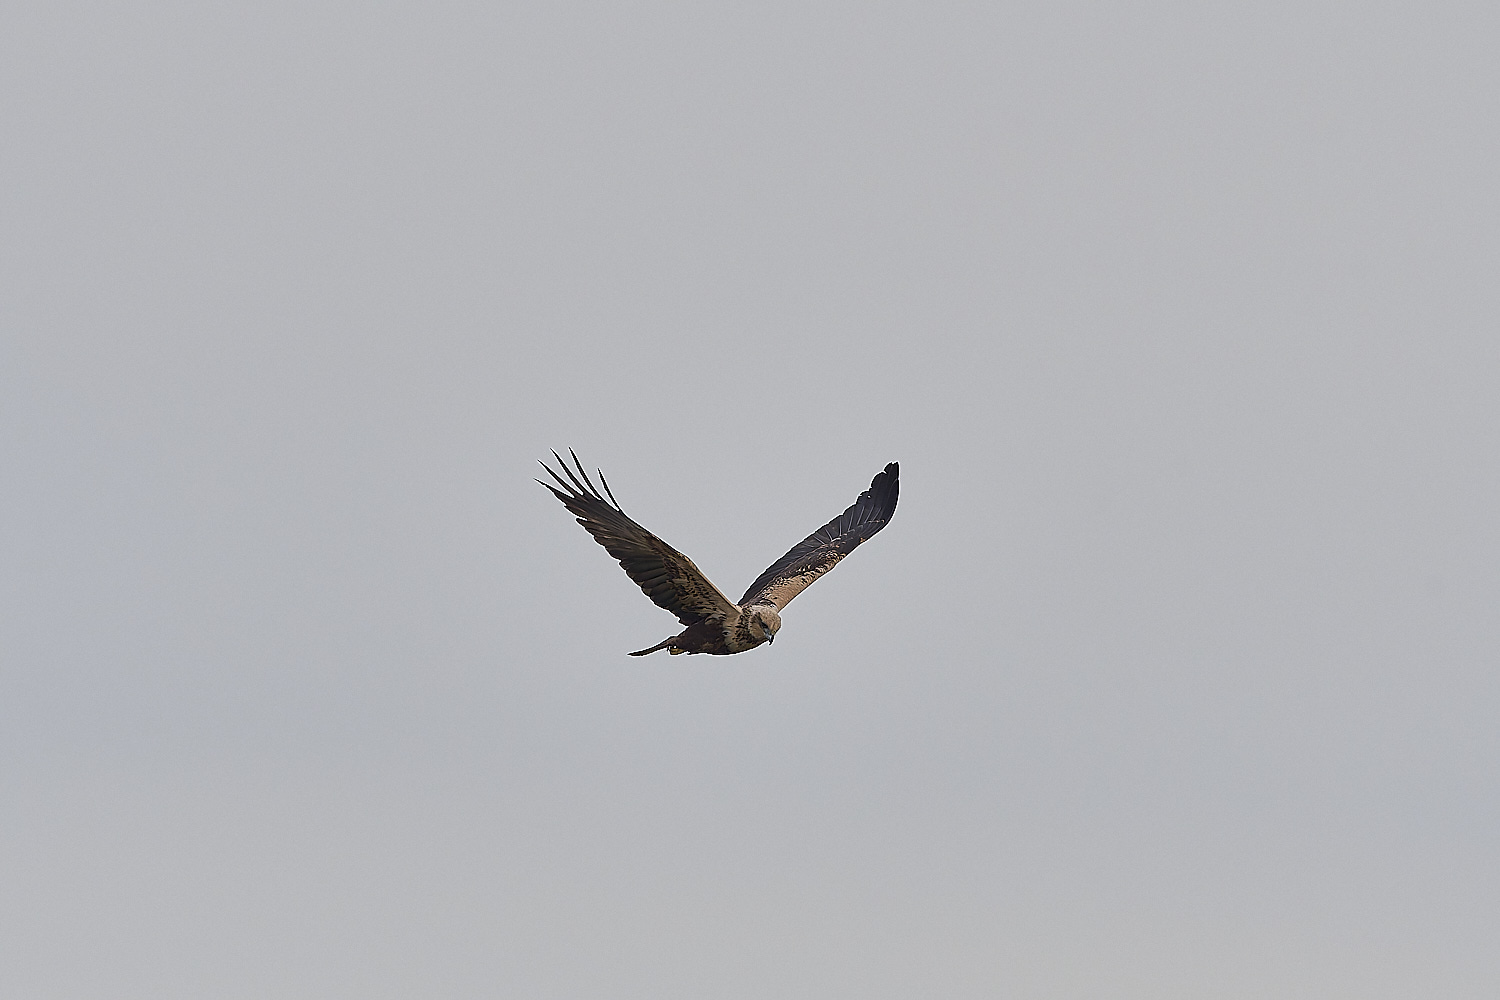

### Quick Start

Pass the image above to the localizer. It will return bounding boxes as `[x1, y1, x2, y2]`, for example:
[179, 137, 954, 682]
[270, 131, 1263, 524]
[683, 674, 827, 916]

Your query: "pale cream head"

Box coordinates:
[751, 607, 781, 643]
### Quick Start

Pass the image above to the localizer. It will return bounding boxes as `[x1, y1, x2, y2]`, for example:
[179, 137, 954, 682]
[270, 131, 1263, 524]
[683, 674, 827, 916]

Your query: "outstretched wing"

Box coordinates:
[538, 450, 737, 626]
[738, 462, 899, 611]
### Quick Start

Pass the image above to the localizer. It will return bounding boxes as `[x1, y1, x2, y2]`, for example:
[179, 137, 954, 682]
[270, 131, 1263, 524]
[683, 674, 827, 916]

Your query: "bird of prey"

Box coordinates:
[538, 450, 899, 656]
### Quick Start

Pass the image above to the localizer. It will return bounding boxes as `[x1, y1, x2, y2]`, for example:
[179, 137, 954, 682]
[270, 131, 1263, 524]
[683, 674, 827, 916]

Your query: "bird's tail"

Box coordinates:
[628, 636, 677, 656]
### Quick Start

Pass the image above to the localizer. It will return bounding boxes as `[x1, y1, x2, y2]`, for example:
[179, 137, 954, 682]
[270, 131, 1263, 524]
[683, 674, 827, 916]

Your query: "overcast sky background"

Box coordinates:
[4, 2, 1498, 997]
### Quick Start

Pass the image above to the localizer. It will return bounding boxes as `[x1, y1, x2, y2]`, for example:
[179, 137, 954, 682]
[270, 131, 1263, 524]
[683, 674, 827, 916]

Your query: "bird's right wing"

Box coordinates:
[539, 451, 737, 626]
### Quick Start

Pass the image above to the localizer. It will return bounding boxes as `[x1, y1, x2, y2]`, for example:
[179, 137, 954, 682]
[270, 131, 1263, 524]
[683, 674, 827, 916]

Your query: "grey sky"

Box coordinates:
[4, 2, 1498, 997]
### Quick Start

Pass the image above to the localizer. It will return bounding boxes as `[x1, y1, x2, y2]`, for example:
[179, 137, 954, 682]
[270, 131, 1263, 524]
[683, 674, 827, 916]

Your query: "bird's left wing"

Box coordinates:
[539, 450, 738, 626]
[737, 462, 899, 611]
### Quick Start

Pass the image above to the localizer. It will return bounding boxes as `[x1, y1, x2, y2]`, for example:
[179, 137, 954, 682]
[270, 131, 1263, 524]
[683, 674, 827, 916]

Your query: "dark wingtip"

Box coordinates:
[872, 462, 899, 514]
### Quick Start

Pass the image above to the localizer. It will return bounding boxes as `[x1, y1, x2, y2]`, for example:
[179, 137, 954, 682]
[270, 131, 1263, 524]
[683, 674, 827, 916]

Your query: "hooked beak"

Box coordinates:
[767, 632, 774, 644]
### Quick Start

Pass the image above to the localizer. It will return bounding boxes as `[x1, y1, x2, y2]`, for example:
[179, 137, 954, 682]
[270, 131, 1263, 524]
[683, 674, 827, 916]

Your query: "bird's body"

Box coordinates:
[626, 608, 781, 657]
[538, 451, 899, 656]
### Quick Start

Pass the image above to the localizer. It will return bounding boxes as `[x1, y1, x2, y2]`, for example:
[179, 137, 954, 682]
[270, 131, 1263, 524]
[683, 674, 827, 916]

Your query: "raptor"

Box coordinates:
[538, 451, 899, 655]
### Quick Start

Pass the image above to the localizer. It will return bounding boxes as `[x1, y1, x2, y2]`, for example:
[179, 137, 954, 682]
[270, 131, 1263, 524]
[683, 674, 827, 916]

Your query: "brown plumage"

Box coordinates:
[538, 450, 899, 655]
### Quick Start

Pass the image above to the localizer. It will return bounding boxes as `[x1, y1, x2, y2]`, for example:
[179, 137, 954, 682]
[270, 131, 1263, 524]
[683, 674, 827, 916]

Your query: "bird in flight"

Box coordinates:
[538, 450, 899, 656]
